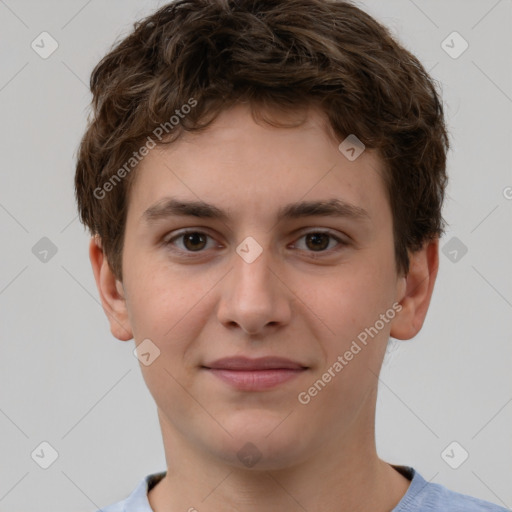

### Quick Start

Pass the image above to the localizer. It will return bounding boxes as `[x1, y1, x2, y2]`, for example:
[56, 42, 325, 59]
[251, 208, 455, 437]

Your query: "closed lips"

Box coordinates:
[203, 357, 307, 371]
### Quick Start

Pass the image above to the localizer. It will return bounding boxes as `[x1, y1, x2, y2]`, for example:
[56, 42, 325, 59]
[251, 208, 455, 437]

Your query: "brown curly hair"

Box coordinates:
[75, 0, 449, 280]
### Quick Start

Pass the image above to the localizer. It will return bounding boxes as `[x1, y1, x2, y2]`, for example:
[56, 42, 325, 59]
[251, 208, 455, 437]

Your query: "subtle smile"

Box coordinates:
[202, 357, 308, 391]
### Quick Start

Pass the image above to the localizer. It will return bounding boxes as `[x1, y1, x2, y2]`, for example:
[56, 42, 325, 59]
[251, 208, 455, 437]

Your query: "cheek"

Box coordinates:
[123, 260, 190, 342]
[124, 261, 224, 390]
[307, 255, 398, 381]
[319, 264, 395, 334]
[297, 265, 397, 421]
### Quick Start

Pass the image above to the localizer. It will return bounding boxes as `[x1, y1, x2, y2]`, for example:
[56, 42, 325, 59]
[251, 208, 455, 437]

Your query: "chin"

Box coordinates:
[206, 413, 310, 471]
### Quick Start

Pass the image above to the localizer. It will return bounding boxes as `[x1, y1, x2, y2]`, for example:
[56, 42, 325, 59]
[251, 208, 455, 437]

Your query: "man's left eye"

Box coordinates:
[292, 231, 346, 253]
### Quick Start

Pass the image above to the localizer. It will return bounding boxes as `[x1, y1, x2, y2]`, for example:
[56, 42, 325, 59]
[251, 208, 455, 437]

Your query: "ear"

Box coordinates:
[390, 237, 439, 340]
[89, 236, 133, 341]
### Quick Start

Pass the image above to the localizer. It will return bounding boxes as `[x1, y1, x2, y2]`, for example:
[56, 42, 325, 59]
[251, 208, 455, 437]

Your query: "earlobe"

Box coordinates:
[89, 236, 133, 341]
[390, 238, 439, 340]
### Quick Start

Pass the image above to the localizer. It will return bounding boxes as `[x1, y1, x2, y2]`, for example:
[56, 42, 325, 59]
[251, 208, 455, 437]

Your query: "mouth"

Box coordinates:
[202, 357, 308, 391]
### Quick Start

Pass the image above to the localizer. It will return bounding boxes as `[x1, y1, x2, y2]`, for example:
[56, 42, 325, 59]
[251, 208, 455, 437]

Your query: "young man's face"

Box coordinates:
[92, 104, 436, 470]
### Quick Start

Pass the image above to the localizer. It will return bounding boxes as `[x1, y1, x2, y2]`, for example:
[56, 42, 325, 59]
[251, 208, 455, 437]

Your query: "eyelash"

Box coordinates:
[163, 229, 348, 258]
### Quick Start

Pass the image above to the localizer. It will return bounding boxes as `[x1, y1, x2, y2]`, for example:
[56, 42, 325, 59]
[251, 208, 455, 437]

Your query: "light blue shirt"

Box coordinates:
[97, 466, 509, 511]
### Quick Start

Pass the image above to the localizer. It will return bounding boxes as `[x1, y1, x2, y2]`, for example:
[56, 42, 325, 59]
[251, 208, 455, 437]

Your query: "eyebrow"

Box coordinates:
[141, 197, 370, 224]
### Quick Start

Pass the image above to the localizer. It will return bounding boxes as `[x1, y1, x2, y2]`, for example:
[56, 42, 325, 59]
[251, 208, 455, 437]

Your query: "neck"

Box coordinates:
[148, 401, 410, 512]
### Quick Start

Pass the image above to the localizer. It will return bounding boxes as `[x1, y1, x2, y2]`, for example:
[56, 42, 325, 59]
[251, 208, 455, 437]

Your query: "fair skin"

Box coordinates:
[90, 103, 438, 512]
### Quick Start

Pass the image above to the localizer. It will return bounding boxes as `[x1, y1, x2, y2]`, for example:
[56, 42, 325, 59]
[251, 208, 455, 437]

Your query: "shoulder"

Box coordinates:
[394, 467, 509, 512]
[98, 502, 124, 512]
[95, 472, 166, 512]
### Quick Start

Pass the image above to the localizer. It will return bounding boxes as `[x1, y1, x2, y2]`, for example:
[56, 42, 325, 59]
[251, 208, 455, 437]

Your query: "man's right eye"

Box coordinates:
[164, 230, 217, 253]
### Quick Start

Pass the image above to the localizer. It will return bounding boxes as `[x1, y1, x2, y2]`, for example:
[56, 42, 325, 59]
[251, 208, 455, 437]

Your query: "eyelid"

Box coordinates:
[292, 227, 349, 241]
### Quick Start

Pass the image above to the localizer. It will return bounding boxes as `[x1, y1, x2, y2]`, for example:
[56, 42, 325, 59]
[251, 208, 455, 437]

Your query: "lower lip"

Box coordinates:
[205, 368, 306, 391]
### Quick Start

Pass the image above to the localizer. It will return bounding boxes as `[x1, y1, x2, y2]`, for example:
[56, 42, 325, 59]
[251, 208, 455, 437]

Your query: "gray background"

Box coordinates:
[0, 0, 511, 510]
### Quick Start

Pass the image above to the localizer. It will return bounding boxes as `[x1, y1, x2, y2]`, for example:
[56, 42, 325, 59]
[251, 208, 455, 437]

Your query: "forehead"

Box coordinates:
[126, 103, 390, 227]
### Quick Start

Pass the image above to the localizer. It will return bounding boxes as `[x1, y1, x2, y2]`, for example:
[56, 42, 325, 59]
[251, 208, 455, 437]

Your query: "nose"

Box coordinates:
[216, 241, 292, 336]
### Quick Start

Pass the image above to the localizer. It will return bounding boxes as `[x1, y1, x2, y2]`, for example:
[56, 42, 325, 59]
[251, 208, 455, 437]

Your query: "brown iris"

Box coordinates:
[182, 232, 207, 251]
[305, 233, 330, 251]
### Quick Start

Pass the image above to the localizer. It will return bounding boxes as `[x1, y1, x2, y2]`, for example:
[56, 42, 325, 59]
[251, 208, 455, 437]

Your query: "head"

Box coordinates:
[76, 0, 448, 470]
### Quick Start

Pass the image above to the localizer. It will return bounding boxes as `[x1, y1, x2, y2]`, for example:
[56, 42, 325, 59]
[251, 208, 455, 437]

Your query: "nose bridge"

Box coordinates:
[232, 237, 277, 304]
[217, 235, 291, 333]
